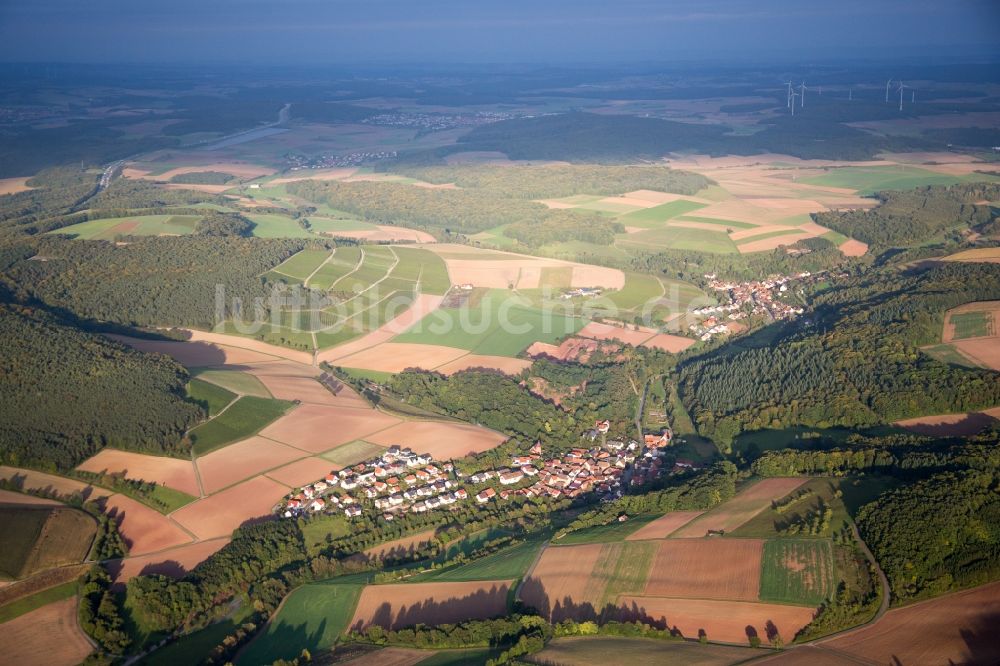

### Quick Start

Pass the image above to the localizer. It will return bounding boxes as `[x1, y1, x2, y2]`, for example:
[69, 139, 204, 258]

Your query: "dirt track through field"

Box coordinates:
[671, 478, 807, 537]
[196, 436, 305, 494]
[348, 580, 512, 631]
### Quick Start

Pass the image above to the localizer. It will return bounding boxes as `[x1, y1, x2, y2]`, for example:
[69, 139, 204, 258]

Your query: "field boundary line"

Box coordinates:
[513, 540, 549, 603]
[303, 249, 337, 288]
[329, 247, 367, 291]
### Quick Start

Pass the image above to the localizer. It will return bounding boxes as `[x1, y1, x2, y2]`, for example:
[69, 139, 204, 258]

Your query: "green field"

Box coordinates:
[759, 539, 836, 606]
[801, 166, 997, 195]
[675, 215, 757, 230]
[618, 200, 708, 228]
[408, 536, 547, 583]
[236, 573, 370, 665]
[734, 228, 807, 247]
[0, 508, 50, 579]
[190, 369, 272, 398]
[821, 230, 850, 246]
[189, 396, 295, 455]
[553, 514, 658, 545]
[301, 514, 352, 555]
[142, 602, 254, 666]
[617, 226, 739, 254]
[950, 311, 993, 340]
[414, 648, 501, 665]
[306, 216, 376, 234]
[186, 378, 236, 417]
[534, 636, 759, 666]
[53, 214, 201, 239]
[0, 581, 79, 624]
[603, 273, 664, 311]
[920, 343, 980, 368]
[245, 213, 316, 239]
[593, 541, 657, 605]
[320, 440, 386, 467]
[270, 249, 333, 280]
[393, 289, 585, 356]
[336, 367, 395, 385]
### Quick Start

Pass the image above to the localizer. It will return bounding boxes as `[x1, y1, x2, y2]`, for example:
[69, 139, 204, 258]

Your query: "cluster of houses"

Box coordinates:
[689, 272, 817, 340]
[284, 150, 397, 170]
[559, 287, 603, 300]
[361, 110, 519, 131]
[279, 421, 691, 523]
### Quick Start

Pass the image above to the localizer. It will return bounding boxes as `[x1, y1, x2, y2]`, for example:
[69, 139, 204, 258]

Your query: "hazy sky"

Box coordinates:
[1, 0, 997, 65]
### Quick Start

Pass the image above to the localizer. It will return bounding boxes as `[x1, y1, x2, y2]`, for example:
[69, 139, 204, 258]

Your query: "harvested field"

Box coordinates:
[0, 490, 59, 506]
[348, 580, 512, 631]
[943, 247, 1000, 263]
[429, 246, 624, 290]
[170, 475, 289, 540]
[0, 466, 113, 502]
[641, 333, 696, 353]
[196, 436, 305, 494]
[365, 421, 507, 459]
[0, 597, 94, 666]
[362, 529, 437, 562]
[107, 334, 280, 367]
[265, 457, 337, 488]
[736, 231, 812, 254]
[318, 294, 446, 362]
[260, 404, 401, 453]
[336, 342, 469, 373]
[0, 177, 32, 195]
[519, 543, 605, 621]
[101, 494, 191, 555]
[324, 225, 436, 243]
[534, 636, 760, 666]
[671, 478, 807, 538]
[0, 506, 95, 579]
[339, 648, 433, 666]
[184, 330, 314, 364]
[136, 163, 275, 181]
[821, 580, 1000, 665]
[643, 539, 763, 601]
[578, 321, 655, 346]
[838, 239, 868, 257]
[895, 407, 1000, 437]
[753, 645, 858, 665]
[76, 449, 200, 497]
[109, 537, 229, 586]
[616, 596, 815, 645]
[242, 363, 338, 405]
[434, 354, 533, 376]
[625, 511, 705, 540]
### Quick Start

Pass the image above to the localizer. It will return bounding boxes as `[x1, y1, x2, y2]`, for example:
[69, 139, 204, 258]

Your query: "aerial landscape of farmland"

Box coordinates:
[0, 1, 999, 665]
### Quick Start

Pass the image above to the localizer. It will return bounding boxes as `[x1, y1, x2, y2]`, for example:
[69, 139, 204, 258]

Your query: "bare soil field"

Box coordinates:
[184, 330, 314, 364]
[641, 333, 696, 353]
[625, 511, 705, 540]
[671, 478, 807, 538]
[348, 580, 512, 631]
[753, 645, 859, 665]
[170, 475, 289, 540]
[616, 596, 815, 645]
[838, 239, 869, 257]
[100, 494, 192, 555]
[130, 162, 276, 181]
[519, 543, 606, 620]
[242, 363, 339, 405]
[0, 597, 94, 666]
[578, 321, 655, 346]
[0, 490, 60, 506]
[644, 539, 763, 601]
[109, 537, 229, 586]
[942, 301, 1000, 342]
[0, 466, 113, 502]
[260, 404, 401, 453]
[107, 334, 281, 367]
[265, 456, 337, 488]
[365, 421, 507, 459]
[895, 406, 1000, 437]
[942, 247, 1000, 264]
[340, 647, 434, 666]
[427, 246, 624, 290]
[361, 529, 437, 562]
[196, 436, 305, 494]
[821, 580, 1000, 665]
[335, 342, 469, 373]
[0, 177, 33, 195]
[526, 337, 615, 363]
[76, 448, 200, 497]
[534, 635, 761, 666]
[435, 354, 533, 376]
[318, 294, 446, 362]
[953, 338, 1000, 370]
[269, 167, 358, 185]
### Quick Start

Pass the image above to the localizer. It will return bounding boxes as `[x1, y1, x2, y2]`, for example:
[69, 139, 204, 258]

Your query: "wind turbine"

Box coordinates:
[897, 81, 910, 111]
[799, 82, 808, 108]
[789, 90, 800, 116]
[785, 81, 793, 108]
[885, 79, 893, 103]
[848, 88, 853, 101]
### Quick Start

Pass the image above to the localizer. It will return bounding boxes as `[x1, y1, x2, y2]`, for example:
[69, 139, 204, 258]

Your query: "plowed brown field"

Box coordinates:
[259, 404, 400, 453]
[76, 449, 199, 497]
[348, 580, 512, 631]
[644, 539, 763, 601]
[170, 475, 289, 540]
[671, 478, 807, 537]
[625, 511, 705, 540]
[0, 598, 94, 666]
[365, 421, 507, 459]
[196, 436, 305, 494]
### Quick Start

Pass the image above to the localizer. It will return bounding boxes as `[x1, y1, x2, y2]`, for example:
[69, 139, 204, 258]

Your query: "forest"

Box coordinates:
[0, 301, 201, 469]
[678, 262, 1000, 446]
[813, 182, 999, 249]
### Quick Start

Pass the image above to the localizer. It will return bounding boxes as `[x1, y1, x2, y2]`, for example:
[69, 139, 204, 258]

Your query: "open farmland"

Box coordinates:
[365, 420, 507, 459]
[348, 580, 513, 632]
[411, 536, 547, 583]
[190, 368, 272, 398]
[109, 537, 229, 585]
[101, 493, 192, 554]
[759, 539, 836, 606]
[259, 403, 400, 453]
[170, 475, 290, 540]
[643, 539, 763, 601]
[189, 395, 295, 455]
[427, 245, 625, 290]
[265, 456, 339, 488]
[625, 511, 705, 540]
[53, 214, 202, 239]
[76, 448, 201, 497]
[0, 597, 94, 666]
[615, 596, 815, 645]
[0, 506, 95, 579]
[195, 435, 305, 494]
[820, 580, 1000, 665]
[671, 478, 808, 537]
[533, 636, 761, 666]
[0, 466, 113, 502]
